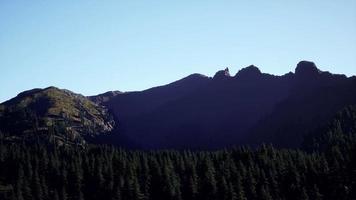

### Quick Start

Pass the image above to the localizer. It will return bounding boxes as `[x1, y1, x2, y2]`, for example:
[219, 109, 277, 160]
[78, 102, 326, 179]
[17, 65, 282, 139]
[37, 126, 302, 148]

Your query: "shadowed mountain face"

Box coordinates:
[247, 63, 356, 148]
[1, 61, 355, 149]
[98, 61, 356, 149]
[103, 73, 211, 120]
[0, 87, 115, 145]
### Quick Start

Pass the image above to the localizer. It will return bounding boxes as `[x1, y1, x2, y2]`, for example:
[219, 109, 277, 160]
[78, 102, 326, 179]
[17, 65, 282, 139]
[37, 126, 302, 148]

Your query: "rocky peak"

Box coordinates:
[295, 61, 321, 77]
[235, 65, 261, 78]
[213, 68, 231, 80]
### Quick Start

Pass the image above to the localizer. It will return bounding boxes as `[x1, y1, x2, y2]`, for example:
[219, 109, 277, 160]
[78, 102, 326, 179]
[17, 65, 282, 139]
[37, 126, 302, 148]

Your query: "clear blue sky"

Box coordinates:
[1, 0, 356, 102]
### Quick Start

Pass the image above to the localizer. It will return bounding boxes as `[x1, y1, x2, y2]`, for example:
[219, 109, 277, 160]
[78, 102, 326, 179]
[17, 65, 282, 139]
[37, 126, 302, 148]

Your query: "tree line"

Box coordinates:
[0, 140, 354, 200]
[0, 105, 355, 200]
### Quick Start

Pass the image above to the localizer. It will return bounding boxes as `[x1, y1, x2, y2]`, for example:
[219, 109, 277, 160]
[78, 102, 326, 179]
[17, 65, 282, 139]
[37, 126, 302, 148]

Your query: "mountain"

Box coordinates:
[246, 61, 356, 147]
[102, 73, 211, 120]
[0, 87, 115, 145]
[97, 61, 356, 149]
[1, 61, 355, 149]
[107, 66, 291, 149]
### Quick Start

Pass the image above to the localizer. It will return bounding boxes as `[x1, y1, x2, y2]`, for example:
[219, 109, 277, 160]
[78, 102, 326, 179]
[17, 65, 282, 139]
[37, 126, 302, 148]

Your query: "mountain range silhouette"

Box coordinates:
[1, 61, 355, 149]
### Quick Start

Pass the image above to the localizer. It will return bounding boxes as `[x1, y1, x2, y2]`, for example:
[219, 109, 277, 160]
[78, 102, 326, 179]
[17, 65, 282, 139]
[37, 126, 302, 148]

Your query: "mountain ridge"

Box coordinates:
[96, 61, 356, 149]
[1, 61, 355, 149]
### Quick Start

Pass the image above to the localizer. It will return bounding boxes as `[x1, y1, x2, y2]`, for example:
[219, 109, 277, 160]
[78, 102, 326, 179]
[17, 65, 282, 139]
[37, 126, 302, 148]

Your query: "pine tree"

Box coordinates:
[300, 187, 309, 200]
[199, 157, 217, 200]
[258, 185, 272, 200]
[132, 177, 144, 200]
[60, 186, 68, 200]
[244, 169, 257, 199]
[53, 189, 60, 200]
[15, 181, 24, 200]
[187, 175, 198, 200]
[32, 167, 43, 200]
[16, 164, 32, 200]
[228, 182, 237, 200]
[112, 184, 122, 200]
[22, 178, 32, 200]
[218, 176, 229, 200]
[310, 184, 323, 200]
[235, 174, 246, 200]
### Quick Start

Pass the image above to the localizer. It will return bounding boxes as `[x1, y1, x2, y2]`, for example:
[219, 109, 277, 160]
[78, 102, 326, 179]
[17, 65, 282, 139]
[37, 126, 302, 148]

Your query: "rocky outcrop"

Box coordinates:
[295, 61, 320, 76]
[0, 87, 115, 145]
[213, 68, 231, 80]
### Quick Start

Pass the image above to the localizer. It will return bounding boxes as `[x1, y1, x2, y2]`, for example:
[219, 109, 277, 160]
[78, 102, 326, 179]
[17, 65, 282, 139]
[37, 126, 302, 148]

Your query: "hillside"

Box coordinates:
[0, 87, 115, 145]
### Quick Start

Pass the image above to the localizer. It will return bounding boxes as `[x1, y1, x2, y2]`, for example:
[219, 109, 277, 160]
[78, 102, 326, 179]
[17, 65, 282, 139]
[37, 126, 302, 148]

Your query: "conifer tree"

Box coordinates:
[199, 157, 217, 200]
[310, 184, 323, 200]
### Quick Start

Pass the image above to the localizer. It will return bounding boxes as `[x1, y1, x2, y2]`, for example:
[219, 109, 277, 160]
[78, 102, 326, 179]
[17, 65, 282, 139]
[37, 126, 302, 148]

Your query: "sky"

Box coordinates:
[0, 0, 356, 102]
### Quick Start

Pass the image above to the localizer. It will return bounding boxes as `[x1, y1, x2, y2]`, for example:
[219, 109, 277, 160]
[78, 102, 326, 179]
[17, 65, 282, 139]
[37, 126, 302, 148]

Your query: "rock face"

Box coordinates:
[213, 68, 231, 80]
[0, 87, 115, 145]
[295, 61, 320, 76]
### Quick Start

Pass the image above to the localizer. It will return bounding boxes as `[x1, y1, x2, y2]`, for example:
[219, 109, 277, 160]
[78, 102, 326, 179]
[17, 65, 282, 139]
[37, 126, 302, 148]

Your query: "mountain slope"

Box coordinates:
[102, 73, 211, 120]
[89, 90, 122, 104]
[114, 67, 292, 149]
[99, 61, 356, 149]
[0, 87, 115, 145]
[302, 104, 356, 153]
[247, 78, 356, 147]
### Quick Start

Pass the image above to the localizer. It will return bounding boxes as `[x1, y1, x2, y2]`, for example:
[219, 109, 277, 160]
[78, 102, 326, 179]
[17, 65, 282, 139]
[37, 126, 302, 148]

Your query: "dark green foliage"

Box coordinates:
[0, 140, 354, 200]
[0, 105, 355, 200]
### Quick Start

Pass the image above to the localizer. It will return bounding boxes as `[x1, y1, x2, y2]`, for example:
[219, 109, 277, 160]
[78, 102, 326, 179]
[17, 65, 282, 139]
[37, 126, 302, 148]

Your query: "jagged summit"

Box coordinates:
[295, 61, 321, 77]
[235, 65, 261, 78]
[213, 68, 231, 79]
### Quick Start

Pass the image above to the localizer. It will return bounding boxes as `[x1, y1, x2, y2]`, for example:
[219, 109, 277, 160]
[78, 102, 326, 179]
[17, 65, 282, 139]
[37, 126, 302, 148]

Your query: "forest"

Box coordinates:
[0, 94, 355, 200]
[0, 111, 355, 200]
